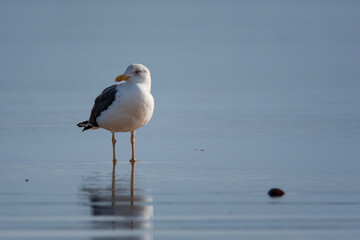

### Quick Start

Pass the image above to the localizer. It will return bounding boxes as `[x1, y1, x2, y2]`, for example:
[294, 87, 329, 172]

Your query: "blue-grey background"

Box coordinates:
[0, 1, 359, 239]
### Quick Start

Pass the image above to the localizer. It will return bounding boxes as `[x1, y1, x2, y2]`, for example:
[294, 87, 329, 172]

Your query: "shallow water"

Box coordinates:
[1, 1, 360, 239]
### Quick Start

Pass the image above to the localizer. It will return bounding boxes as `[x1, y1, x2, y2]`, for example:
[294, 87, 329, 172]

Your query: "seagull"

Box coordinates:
[77, 64, 154, 166]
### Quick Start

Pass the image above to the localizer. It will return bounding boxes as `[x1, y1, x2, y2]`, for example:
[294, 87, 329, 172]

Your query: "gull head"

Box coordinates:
[115, 64, 151, 85]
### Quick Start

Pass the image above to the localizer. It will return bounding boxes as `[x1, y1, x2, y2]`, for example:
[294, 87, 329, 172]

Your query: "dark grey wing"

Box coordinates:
[88, 84, 118, 127]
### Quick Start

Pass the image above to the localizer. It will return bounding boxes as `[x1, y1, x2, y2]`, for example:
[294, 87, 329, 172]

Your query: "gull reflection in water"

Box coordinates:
[82, 162, 153, 240]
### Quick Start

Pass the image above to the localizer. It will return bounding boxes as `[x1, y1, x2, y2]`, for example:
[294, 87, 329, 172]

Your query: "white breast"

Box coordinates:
[96, 83, 154, 132]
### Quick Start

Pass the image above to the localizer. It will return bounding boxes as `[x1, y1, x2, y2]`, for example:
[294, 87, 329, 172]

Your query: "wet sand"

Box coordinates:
[0, 87, 359, 239]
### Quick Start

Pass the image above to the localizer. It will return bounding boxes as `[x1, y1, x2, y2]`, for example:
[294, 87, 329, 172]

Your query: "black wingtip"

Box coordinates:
[82, 125, 93, 131]
[77, 121, 88, 127]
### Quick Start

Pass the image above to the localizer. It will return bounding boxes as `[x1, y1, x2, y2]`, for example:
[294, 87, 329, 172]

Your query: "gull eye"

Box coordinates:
[135, 70, 141, 74]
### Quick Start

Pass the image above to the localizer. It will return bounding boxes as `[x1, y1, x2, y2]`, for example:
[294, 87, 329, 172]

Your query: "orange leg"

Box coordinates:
[129, 131, 136, 163]
[112, 132, 117, 167]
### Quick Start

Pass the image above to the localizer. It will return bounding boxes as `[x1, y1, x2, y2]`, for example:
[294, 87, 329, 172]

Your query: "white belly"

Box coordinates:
[96, 84, 154, 132]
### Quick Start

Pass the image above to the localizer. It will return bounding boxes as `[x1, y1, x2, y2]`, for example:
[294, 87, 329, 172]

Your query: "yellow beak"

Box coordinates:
[115, 74, 131, 82]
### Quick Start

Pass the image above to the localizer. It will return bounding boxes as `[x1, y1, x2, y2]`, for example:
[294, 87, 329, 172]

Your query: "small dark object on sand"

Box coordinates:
[25, 179, 29, 182]
[194, 148, 205, 151]
[268, 188, 285, 198]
